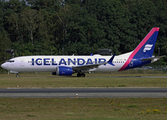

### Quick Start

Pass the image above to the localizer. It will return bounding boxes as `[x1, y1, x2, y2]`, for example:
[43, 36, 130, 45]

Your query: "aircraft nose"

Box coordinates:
[1, 63, 7, 69]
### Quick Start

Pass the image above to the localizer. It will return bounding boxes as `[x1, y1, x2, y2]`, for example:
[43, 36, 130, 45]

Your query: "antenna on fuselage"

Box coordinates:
[5, 49, 14, 58]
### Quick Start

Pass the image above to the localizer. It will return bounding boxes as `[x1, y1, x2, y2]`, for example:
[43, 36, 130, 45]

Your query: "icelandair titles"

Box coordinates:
[31, 58, 106, 66]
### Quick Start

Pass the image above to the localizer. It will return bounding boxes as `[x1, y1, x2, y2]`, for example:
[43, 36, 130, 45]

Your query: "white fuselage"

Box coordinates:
[1, 52, 131, 73]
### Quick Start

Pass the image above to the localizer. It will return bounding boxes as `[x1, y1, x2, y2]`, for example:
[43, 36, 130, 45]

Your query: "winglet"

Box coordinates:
[90, 53, 93, 56]
[107, 54, 115, 66]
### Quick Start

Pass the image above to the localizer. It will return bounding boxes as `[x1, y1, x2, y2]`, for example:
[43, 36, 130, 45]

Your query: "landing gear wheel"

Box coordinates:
[81, 73, 85, 77]
[16, 74, 19, 77]
[77, 73, 81, 77]
[77, 73, 85, 77]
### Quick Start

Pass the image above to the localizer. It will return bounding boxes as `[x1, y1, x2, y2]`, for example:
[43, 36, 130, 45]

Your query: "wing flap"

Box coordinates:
[73, 54, 115, 72]
[73, 63, 102, 71]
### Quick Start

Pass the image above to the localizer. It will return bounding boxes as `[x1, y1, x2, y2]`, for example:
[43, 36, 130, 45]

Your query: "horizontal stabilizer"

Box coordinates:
[141, 55, 166, 63]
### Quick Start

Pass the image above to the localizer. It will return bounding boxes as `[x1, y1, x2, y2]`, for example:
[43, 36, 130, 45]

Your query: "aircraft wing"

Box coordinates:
[72, 63, 103, 71]
[141, 55, 166, 63]
[73, 54, 115, 71]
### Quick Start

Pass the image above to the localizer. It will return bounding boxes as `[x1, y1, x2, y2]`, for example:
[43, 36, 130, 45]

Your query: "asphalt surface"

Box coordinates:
[0, 88, 167, 98]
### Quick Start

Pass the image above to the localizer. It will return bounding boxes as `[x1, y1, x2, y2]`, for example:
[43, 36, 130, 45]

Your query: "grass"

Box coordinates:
[0, 72, 167, 120]
[0, 72, 167, 88]
[0, 98, 167, 120]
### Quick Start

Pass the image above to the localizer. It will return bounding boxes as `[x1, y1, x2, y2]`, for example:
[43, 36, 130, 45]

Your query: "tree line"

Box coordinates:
[0, 0, 167, 70]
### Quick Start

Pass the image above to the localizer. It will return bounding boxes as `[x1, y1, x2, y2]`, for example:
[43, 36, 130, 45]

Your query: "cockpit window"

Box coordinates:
[6, 60, 14, 63]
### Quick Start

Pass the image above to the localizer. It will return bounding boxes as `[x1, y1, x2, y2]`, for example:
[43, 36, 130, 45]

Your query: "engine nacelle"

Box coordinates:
[55, 66, 73, 76]
[10, 71, 18, 74]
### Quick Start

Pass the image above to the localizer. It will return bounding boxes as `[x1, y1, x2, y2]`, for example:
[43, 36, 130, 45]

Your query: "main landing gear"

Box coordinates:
[77, 73, 85, 77]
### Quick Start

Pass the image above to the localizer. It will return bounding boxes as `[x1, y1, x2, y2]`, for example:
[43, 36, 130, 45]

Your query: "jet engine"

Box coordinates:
[52, 66, 73, 76]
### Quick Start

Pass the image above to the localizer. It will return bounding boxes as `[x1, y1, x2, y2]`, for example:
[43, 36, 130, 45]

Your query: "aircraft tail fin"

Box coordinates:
[119, 27, 159, 71]
[132, 27, 159, 59]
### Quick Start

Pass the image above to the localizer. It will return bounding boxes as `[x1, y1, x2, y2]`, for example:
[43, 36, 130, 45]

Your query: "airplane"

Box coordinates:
[1, 27, 165, 77]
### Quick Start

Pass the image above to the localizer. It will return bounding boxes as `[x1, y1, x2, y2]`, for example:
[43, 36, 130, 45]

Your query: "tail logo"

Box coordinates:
[143, 44, 153, 52]
[129, 61, 133, 67]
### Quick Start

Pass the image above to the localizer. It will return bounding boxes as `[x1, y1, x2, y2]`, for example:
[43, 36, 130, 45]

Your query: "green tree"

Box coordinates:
[64, 0, 129, 55]
[0, 31, 11, 71]
[3, 0, 27, 56]
[0, 1, 11, 71]
[153, 0, 167, 65]
[1, 0, 167, 66]
[20, 8, 38, 46]
[0, 0, 4, 32]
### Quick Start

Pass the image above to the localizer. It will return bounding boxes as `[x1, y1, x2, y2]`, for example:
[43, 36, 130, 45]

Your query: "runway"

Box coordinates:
[0, 88, 167, 98]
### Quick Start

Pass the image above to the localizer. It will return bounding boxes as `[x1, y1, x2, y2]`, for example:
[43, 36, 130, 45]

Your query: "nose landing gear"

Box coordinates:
[16, 74, 19, 77]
